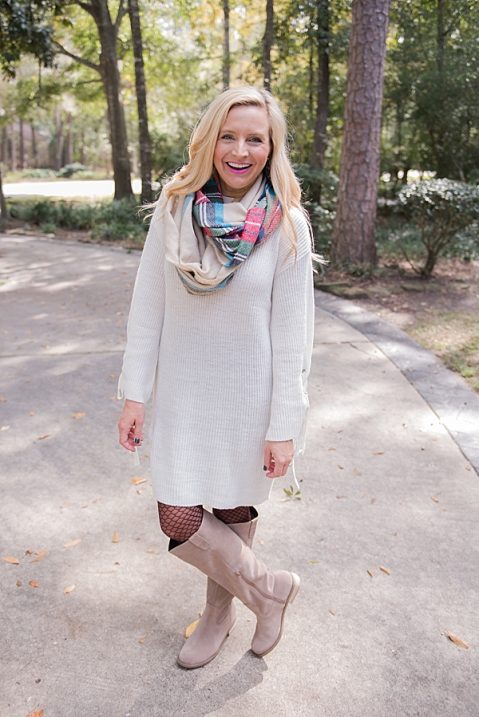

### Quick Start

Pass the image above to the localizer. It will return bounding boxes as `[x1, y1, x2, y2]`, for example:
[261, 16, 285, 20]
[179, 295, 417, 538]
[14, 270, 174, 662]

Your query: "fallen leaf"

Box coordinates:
[29, 580, 39, 588]
[367, 569, 374, 577]
[2, 556, 20, 565]
[31, 549, 48, 563]
[431, 496, 439, 503]
[72, 411, 85, 419]
[64, 585, 75, 594]
[29, 411, 36, 416]
[446, 631, 469, 649]
[309, 559, 319, 565]
[327, 447, 336, 452]
[337, 464, 344, 470]
[372, 451, 384, 456]
[112, 531, 120, 543]
[136, 489, 143, 495]
[25, 549, 33, 555]
[16, 579, 22, 587]
[138, 635, 146, 644]
[184, 618, 200, 639]
[26, 709, 44, 717]
[328, 609, 336, 616]
[379, 566, 391, 575]
[131, 477, 146, 485]
[37, 434, 51, 441]
[64, 539, 81, 549]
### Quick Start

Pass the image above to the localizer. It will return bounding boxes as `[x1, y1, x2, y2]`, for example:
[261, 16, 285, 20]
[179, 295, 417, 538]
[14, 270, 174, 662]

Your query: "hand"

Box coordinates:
[118, 399, 145, 452]
[263, 440, 294, 479]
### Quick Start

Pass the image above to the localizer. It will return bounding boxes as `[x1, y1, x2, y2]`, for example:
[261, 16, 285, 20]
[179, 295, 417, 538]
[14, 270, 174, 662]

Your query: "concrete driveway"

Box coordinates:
[1, 234, 478, 717]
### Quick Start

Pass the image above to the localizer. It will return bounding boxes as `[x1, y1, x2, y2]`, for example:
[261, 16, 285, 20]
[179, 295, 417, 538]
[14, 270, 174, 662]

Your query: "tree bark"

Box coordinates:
[223, 0, 230, 90]
[0, 126, 7, 165]
[331, 0, 391, 267]
[19, 118, 25, 169]
[128, 0, 152, 204]
[30, 124, 38, 167]
[0, 167, 7, 229]
[310, 0, 330, 169]
[263, 0, 274, 91]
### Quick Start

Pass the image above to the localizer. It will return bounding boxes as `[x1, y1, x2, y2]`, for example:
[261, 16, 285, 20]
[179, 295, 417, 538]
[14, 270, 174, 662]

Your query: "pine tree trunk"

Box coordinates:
[331, 0, 391, 267]
[223, 0, 230, 90]
[128, 0, 152, 204]
[0, 167, 7, 229]
[19, 118, 25, 169]
[263, 0, 274, 91]
[92, 0, 133, 199]
[0, 127, 7, 164]
[30, 124, 38, 167]
[310, 0, 330, 169]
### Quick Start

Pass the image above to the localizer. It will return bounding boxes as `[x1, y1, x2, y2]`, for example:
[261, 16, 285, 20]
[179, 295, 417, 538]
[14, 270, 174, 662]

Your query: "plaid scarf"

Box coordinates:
[175, 175, 281, 294]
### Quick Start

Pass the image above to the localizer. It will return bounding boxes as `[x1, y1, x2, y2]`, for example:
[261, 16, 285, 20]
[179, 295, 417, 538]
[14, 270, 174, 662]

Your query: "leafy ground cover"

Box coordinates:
[317, 257, 479, 393]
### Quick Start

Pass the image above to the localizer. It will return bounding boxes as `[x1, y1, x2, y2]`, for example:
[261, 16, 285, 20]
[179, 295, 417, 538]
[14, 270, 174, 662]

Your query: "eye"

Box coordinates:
[248, 136, 263, 143]
[221, 133, 234, 140]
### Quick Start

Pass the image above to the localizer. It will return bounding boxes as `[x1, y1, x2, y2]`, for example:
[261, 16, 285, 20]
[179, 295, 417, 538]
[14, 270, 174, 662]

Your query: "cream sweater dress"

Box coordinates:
[117, 199, 315, 508]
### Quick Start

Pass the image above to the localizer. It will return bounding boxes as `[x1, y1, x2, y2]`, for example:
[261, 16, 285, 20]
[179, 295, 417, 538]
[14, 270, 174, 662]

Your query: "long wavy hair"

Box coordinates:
[161, 86, 309, 254]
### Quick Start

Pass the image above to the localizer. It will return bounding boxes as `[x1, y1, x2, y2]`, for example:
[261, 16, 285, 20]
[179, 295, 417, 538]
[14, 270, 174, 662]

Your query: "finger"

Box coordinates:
[119, 422, 134, 451]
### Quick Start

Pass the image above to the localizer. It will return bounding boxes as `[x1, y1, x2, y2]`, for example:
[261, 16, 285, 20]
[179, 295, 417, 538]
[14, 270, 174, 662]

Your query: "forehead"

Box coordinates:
[220, 104, 270, 135]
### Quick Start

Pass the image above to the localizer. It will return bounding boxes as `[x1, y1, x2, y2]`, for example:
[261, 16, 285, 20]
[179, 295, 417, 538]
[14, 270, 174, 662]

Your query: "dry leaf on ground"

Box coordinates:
[112, 531, 120, 543]
[367, 569, 374, 577]
[31, 550, 48, 563]
[28, 411, 36, 416]
[431, 496, 440, 503]
[379, 566, 391, 575]
[446, 631, 469, 649]
[372, 451, 385, 456]
[37, 434, 51, 441]
[328, 609, 336, 616]
[29, 580, 39, 588]
[184, 618, 200, 639]
[26, 709, 44, 717]
[138, 635, 146, 644]
[131, 477, 146, 485]
[72, 411, 86, 419]
[2, 556, 20, 565]
[64, 585, 75, 594]
[64, 539, 81, 549]
[16, 580, 22, 587]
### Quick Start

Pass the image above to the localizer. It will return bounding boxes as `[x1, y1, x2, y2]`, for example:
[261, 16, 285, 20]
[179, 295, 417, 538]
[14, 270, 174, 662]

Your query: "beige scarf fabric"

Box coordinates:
[162, 177, 266, 294]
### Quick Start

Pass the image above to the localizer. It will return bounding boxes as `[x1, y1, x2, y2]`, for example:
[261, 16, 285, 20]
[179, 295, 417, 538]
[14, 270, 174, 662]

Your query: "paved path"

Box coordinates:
[1, 235, 478, 717]
[3, 178, 143, 199]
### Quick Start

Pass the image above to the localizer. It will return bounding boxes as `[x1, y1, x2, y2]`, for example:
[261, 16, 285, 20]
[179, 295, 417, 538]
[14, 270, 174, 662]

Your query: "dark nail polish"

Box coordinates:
[263, 465, 267, 471]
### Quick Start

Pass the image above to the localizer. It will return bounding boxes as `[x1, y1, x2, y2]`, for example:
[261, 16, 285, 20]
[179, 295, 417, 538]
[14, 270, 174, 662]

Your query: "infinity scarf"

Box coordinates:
[166, 175, 282, 295]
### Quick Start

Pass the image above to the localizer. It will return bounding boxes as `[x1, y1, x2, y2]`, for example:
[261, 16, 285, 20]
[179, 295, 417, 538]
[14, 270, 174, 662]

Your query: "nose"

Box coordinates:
[232, 140, 249, 158]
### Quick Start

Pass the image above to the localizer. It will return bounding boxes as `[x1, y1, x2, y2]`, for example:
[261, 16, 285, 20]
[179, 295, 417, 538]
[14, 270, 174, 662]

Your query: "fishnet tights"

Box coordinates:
[157, 503, 253, 542]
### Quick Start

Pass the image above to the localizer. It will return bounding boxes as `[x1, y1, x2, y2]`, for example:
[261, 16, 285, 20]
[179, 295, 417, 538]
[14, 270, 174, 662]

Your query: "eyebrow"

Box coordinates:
[220, 127, 269, 139]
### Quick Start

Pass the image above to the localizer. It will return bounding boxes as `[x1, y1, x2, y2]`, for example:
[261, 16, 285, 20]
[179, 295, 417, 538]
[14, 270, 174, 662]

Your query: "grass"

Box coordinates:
[409, 311, 479, 391]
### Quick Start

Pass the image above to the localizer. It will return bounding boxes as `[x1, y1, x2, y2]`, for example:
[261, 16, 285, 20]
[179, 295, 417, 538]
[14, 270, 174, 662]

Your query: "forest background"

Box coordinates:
[0, 0, 479, 391]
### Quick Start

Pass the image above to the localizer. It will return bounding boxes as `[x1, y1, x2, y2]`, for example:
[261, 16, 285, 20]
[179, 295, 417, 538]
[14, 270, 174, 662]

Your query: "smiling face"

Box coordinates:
[213, 104, 271, 200]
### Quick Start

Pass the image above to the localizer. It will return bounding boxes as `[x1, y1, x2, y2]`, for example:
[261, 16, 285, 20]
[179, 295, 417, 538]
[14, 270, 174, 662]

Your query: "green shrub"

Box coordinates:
[294, 165, 338, 210]
[397, 179, 479, 277]
[57, 163, 88, 178]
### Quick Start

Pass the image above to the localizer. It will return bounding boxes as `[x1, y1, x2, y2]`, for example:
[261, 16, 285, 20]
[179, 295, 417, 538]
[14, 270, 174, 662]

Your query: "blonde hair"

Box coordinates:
[162, 86, 308, 254]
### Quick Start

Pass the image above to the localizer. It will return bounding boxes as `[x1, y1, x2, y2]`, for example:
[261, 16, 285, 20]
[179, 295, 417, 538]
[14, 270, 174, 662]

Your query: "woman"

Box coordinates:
[117, 86, 316, 669]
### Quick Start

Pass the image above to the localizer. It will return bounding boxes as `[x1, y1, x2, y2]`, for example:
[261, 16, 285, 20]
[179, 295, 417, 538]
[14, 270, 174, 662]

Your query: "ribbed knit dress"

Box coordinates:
[117, 197, 315, 508]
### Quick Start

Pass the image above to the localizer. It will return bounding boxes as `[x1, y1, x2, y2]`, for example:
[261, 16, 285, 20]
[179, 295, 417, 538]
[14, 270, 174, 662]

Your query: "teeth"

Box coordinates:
[227, 162, 250, 169]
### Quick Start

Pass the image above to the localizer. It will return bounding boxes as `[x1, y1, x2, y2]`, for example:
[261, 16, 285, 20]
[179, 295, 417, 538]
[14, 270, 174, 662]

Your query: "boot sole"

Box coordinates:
[251, 572, 301, 658]
[176, 617, 237, 669]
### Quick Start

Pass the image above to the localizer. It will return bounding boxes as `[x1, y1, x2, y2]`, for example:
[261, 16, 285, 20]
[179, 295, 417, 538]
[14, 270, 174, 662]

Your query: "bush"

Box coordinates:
[8, 198, 147, 243]
[57, 163, 88, 178]
[397, 179, 479, 277]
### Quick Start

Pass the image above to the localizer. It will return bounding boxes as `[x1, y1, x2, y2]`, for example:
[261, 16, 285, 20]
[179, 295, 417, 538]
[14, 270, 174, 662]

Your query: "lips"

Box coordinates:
[225, 162, 252, 174]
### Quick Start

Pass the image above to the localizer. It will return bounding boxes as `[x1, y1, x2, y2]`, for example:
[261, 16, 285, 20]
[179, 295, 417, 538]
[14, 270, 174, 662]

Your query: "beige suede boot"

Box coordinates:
[170, 510, 299, 659]
[176, 509, 258, 669]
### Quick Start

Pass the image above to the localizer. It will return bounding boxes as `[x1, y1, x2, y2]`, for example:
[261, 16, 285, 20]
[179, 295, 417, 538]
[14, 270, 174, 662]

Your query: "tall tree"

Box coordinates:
[331, 0, 391, 267]
[222, 0, 230, 90]
[310, 0, 330, 169]
[128, 0, 152, 204]
[58, 0, 133, 199]
[263, 0, 274, 91]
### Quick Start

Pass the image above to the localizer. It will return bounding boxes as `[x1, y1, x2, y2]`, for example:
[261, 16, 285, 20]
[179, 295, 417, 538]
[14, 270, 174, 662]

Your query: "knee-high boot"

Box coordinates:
[176, 508, 258, 669]
[170, 509, 299, 660]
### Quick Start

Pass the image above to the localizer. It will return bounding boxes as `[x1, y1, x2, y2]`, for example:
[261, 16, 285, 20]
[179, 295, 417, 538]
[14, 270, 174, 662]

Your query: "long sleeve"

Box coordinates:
[265, 210, 315, 451]
[117, 201, 166, 403]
